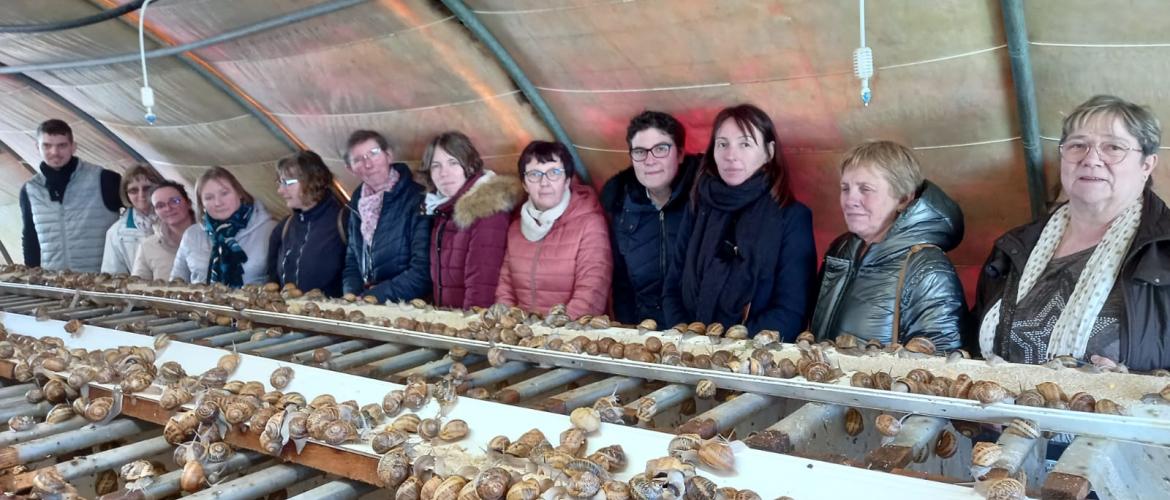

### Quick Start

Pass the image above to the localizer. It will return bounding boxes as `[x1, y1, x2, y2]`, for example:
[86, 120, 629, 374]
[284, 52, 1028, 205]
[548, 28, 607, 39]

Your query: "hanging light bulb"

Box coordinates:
[853, 0, 874, 106]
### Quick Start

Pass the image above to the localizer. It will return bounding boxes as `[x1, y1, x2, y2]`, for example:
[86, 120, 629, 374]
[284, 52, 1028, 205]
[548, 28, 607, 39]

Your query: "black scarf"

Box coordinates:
[39, 157, 79, 203]
[679, 171, 780, 325]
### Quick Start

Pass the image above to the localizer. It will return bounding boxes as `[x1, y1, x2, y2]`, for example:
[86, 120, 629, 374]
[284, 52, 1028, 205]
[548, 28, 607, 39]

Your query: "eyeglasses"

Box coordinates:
[1059, 140, 1142, 165]
[278, 177, 299, 187]
[126, 184, 156, 196]
[349, 147, 384, 167]
[152, 196, 184, 211]
[630, 143, 673, 161]
[524, 168, 566, 183]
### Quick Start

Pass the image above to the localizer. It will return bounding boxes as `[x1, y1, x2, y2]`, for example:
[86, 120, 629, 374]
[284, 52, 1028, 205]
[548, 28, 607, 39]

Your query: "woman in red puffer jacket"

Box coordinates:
[496, 141, 612, 319]
[423, 132, 523, 310]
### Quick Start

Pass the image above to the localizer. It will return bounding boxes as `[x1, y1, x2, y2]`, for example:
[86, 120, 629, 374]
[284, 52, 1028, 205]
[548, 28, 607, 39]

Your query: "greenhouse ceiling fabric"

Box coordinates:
[0, 0, 1163, 303]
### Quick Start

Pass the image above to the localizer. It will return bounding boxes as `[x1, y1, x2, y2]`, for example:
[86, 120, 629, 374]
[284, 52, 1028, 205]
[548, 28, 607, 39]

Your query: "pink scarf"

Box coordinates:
[358, 168, 401, 246]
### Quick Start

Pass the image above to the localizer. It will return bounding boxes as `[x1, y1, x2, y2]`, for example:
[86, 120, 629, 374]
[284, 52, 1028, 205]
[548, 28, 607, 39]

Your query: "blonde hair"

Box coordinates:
[839, 140, 923, 201]
[194, 166, 255, 216]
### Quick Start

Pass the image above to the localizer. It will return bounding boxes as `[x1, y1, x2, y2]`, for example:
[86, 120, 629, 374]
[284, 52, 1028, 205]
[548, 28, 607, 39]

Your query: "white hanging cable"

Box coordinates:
[138, 0, 157, 124]
[852, 0, 874, 106]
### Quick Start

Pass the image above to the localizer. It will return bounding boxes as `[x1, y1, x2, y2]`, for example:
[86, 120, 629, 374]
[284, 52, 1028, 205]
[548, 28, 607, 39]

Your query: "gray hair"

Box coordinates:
[1061, 95, 1161, 156]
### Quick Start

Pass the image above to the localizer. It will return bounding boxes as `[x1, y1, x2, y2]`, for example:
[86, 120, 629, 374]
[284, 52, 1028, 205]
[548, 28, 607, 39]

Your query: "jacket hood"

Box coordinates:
[867, 180, 964, 263]
[238, 202, 275, 238]
[450, 173, 523, 229]
[564, 182, 605, 219]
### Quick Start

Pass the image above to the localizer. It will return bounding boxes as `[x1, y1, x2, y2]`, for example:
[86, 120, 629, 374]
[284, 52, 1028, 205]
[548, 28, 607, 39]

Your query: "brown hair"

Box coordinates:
[118, 164, 167, 207]
[839, 141, 924, 201]
[1061, 95, 1161, 157]
[419, 131, 485, 192]
[194, 166, 255, 216]
[697, 104, 793, 206]
[517, 140, 576, 179]
[37, 119, 73, 142]
[276, 151, 336, 207]
[344, 129, 391, 166]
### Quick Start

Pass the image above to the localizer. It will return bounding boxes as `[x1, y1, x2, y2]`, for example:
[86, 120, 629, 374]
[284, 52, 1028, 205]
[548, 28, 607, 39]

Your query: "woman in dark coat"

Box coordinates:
[662, 104, 817, 340]
[267, 150, 348, 297]
[809, 141, 966, 351]
[422, 131, 522, 309]
[601, 111, 700, 326]
[341, 130, 432, 302]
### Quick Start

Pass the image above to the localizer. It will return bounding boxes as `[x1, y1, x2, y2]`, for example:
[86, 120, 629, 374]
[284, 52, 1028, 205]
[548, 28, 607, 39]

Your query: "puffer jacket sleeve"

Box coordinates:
[600, 178, 634, 323]
[898, 248, 967, 351]
[495, 224, 519, 307]
[366, 210, 433, 302]
[100, 221, 125, 274]
[565, 211, 613, 319]
[342, 201, 363, 296]
[661, 205, 695, 326]
[745, 203, 817, 340]
[461, 212, 510, 309]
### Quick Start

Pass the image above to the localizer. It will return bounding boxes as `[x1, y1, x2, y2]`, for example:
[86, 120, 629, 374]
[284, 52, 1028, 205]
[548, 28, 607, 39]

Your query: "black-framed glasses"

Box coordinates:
[524, 168, 566, 183]
[278, 177, 299, 187]
[1059, 140, 1141, 165]
[152, 196, 184, 211]
[349, 147, 384, 167]
[630, 142, 673, 161]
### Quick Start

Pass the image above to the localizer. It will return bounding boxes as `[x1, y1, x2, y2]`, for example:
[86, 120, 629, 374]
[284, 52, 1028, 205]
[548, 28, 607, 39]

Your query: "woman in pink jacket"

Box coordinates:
[496, 141, 612, 318]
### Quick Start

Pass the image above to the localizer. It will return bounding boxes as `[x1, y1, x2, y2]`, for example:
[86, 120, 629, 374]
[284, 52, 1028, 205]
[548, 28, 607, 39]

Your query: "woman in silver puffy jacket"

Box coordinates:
[809, 141, 966, 351]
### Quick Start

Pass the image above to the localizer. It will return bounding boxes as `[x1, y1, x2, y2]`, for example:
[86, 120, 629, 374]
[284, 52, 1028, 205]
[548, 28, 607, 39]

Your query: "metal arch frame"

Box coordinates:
[438, 0, 591, 184]
[1001, 0, 1048, 219]
[0, 138, 27, 265]
[0, 66, 149, 165]
[82, 0, 305, 152]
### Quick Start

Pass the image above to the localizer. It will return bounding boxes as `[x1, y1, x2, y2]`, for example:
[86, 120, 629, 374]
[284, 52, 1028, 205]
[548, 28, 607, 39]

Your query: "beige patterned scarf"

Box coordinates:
[979, 199, 1142, 360]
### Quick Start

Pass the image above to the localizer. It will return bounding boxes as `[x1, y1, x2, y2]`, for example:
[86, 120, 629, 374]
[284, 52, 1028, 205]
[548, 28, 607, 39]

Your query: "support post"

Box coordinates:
[1001, 0, 1048, 219]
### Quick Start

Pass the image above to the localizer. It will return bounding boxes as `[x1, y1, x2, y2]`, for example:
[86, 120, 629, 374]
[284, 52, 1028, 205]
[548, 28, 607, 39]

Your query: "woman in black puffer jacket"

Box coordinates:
[267, 151, 348, 297]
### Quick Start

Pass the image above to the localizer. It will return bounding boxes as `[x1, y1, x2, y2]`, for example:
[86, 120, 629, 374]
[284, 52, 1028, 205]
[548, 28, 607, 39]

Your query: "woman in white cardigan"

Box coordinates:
[101, 165, 164, 274]
[171, 167, 277, 286]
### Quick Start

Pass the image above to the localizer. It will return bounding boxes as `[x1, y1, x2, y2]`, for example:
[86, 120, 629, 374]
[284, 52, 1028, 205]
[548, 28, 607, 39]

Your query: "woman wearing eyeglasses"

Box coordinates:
[101, 165, 165, 274]
[496, 140, 612, 318]
[341, 130, 432, 302]
[600, 111, 701, 327]
[266, 151, 348, 297]
[421, 132, 522, 309]
[974, 95, 1170, 371]
[663, 104, 817, 340]
[132, 180, 195, 280]
[171, 167, 277, 286]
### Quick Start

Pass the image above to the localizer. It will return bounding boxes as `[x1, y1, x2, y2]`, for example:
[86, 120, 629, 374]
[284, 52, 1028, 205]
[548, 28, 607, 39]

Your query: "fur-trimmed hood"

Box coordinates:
[447, 172, 524, 229]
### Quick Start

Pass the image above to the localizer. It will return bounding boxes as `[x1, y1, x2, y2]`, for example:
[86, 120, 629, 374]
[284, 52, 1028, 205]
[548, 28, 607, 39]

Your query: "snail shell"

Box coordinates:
[371, 429, 409, 454]
[8, 415, 36, 431]
[475, 467, 512, 500]
[1005, 418, 1040, 440]
[725, 324, 749, 341]
[262, 390, 283, 406]
[1015, 389, 1044, 407]
[448, 362, 468, 381]
[844, 408, 864, 436]
[439, 419, 469, 441]
[602, 480, 631, 500]
[891, 377, 927, 395]
[312, 348, 332, 364]
[570, 407, 601, 433]
[64, 319, 83, 335]
[905, 368, 934, 384]
[685, 476, 716, 500]
[835, 333, 860, 350]
[217, 352, 241, 373]
[969, 381, 1010, 404]
[1068, 392, 1096, 412]
[42, 356, 68, 372]
[904, 337, 936, 356]
[181, 460, 205, 492]
[174, 441, 206, 467]
[66, 366, 96, 390]
[25, 387, 44, 404]
[735, 491, 762, 500]
[558, 427, 586, 456]
[286, 410, 311, 440]
[971, 442, 1002, 467]
[1035, 382, 1066, 405]
[72, 396, 87, 416]
[505, 479, 541, 500]
[309, 394, 336, 408]
[487, 347, 506, 368]
[635, 397, 657, 423]
[981, 478, 1025, 500]
[163, 412, 197, 444]
[194, 399, 219, 423]
[160, 386, 193, 410]
[801, 361, 834, 383]
[774, 358, 798, 379]
[248, 406, 278, 435]
[318, 420, 358, 445]
[418, 417, 441, 440]
[1162, 384, 1170, 401]
[637, 319, 658, 333]
[392, 413, 421, 433]
[45, 404, 74, 424]
[206, 441, 233, 463]
[875, 414, 902, 437]
[280, 392, 306, 409]
[85, 397, 115, 423]
[705, 323, 723, 339]
[376, 450, 410, 488]
[159, 361, 186, 383]
[488, 435, 511, 454]
[383, 390, 405, 415]
[595, 444, 627, 469]
[850, 372, 873, 388]
[270, 366, 294, 390]
[224, 400, 256, 425]
[260, 410, 287, 454]
[1095, 398, 1124, 415]
[361, 403, 385, 425]
[198, 367, 229, 388]
[695, 379, 716, 399]
[697, 440, 735, 472]
[43, 379, 69, 403]
[935, 430, 957, 458]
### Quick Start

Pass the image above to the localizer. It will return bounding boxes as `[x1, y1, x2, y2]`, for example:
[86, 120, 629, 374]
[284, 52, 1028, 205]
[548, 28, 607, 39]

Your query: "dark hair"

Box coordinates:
[626, 111, 686, 151]
[698, 104, 793, 206]
[517, 140, 575, 179]
[420, 131, 485, 192]
[195, 166, 255, 216]
[37, 119, 73, 142]
[344, 130, 390, 166]
[277, 150, 336, 206]
[150, 180, 195, 224]
[119, 165, 167, 207]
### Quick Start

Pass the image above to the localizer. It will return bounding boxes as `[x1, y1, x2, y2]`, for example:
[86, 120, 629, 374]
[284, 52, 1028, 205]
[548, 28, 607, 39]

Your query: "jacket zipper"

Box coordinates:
[435, 216, 447, 303]
[530, 239, 544, 308]
[658, 210, 667, 278]
[289, 216, 311, 286]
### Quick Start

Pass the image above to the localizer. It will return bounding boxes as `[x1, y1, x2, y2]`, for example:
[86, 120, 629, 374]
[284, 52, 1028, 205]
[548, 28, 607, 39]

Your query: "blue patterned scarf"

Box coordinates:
[204, 204, 253, 288]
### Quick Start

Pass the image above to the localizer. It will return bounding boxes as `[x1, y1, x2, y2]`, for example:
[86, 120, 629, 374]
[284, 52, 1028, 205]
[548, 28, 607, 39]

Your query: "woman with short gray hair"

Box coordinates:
[810, 140, 966, 352]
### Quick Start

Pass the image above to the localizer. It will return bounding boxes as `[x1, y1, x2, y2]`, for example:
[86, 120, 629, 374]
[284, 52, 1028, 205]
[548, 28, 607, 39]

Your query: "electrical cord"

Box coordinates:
[0, 0, 149, 34]
[139, 0, 157, 124]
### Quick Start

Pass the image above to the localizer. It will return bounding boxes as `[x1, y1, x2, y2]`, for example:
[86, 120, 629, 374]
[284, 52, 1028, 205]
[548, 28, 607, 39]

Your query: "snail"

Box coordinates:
[286, 410, 311, 440]
[383, 390, 405, 415]
[224, 399, 256, 425]
[281, 392, 307, 409]
[935, 430, 957, 458]
[25, 387, 45, 404]
[312, 348, 332, 364]
[1068, 392, 1096, 413]
[685, 476, 717, 500]
[194, 399, 220, 423]
[270, 366, 294, 390]
[448, 362, 468, 381]
[8, 414, 37, 431]
[507, 478, 542, 500]
[159, 361, 187, 383]
[376, 449, 410, 488]
[360, 403, 385, 425]
[697, 439, 737, 472]
[725, 324, 749, 341]
[153, 333, 171, 351]
[570, 407, 601, 433]
[160, 386, 193, 410]
[844, 408, 864, 436]
[1095, 398, 1124, 415]
[392, 413, 421, 433]
[704, 323, 723, 342]
[695, 379, 716, 399]
[173, 441, 206, 467]
[259, 410, 287, 454]
[85, 397, 115, 423]
[394, 476, 421, 500]
[43, 378, 69, 403]
[978, 478, 1026, 500]
[206, 441, 233, 463]
[602, 480, 631, 500]
[198, 367, 229, 389]
[506, 428, 548, 458]
[217, 350, 241, 374]
[418, 417, 441, 440]
[1015, 389, 1044, 407]
[969, 380, 1011, 404]
[637, 319, 658, 334]
[1005, 418, 1040, 440]
[488, 435, 511, 454]
[971, 442, 1002, 467]
[475, 467, 512, 500]
[904, 337, 936, 356]
[45, 404, 74, 424]
[371, 429, 409, 454]
[439, 419, 469, 441]
[1036, 382, 1067, 405]
[487, 347, 506, 368]
[635, 397, 657, 423]
[181, 457, 205, 492]
[558, 427, 587, 456]
[164, 412, 198, 444]
[309, 394, 336, 409]
[63, 319, 83, 335]
[801, 361, 835, 383]
[875, 414, 902, 437]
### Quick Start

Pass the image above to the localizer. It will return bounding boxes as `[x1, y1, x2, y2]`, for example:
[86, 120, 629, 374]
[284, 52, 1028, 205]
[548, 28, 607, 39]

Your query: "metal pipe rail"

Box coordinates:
[1, 281, 1169, 448]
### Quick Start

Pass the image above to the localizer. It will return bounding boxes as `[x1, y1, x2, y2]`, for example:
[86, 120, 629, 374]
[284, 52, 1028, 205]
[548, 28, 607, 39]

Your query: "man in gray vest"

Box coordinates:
[19, 119, 123, 272]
